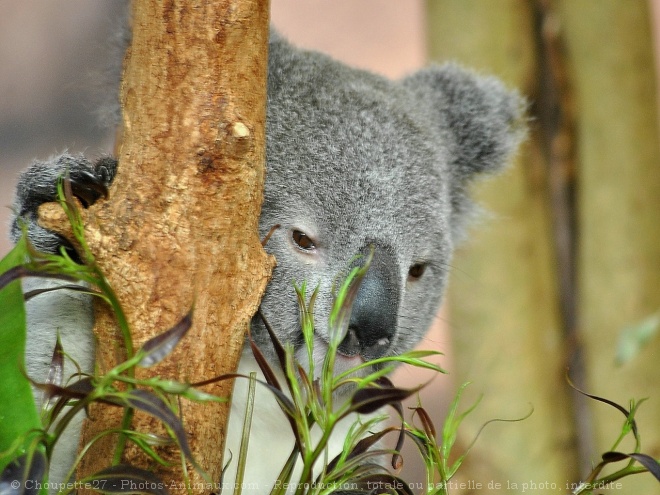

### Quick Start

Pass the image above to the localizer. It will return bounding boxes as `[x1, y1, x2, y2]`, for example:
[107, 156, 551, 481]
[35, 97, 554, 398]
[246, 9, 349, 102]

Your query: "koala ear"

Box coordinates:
[403, 63, 526, 178]
[402, 63, 527, 239]
[269, 26, 286, 44]
[267, 28, 304, 90]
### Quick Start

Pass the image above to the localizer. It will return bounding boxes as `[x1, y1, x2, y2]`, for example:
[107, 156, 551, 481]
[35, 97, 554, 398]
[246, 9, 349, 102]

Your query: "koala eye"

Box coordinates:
[291, 229, 316, 251]
[408, 263, 427, 280]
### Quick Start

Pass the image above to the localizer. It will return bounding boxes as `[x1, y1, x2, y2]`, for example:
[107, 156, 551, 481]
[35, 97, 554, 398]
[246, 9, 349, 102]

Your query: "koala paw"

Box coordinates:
[11, 153, 118, 255]
[67, 156, 118, 208]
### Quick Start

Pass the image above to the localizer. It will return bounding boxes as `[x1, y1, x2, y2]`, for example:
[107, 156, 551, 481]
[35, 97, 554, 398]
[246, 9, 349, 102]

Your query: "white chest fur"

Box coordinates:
[223, 351, 365, 494]
[23, 279, 378, 494]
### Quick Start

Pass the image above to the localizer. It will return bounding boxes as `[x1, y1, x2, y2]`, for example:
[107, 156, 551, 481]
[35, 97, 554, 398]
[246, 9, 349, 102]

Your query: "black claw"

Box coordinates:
[69, 170, 109, 208]
[94, 157, 118, 184]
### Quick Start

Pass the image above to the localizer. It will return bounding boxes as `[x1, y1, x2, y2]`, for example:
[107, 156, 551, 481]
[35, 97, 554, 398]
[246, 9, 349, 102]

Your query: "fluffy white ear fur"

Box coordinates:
[23, 278, 95, 487]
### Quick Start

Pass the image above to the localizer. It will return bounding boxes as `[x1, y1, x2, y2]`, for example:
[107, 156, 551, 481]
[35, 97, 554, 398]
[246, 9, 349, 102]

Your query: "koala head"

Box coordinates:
[253, 32, 526, 377]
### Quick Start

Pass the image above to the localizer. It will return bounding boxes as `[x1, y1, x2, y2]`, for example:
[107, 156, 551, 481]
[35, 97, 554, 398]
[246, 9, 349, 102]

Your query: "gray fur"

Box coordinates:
[11, 153, 116, 256]
[10, 30, 525, 491]
[256, 34, 525, 367]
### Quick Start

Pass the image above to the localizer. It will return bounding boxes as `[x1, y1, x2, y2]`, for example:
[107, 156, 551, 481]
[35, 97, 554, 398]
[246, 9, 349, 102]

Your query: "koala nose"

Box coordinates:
[338, 245, 399, 360]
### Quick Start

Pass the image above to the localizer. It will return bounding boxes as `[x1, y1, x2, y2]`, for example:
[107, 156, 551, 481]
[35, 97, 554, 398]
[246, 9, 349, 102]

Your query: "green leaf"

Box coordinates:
[567, 376, 639, 441]
[112, 390, 195, 465]
[0, 238, 41, 470]
[137, 309, 193, 368]
[441, 382, 476, 469]
[616, 312, 660, 365]
[234, 372, 257, 495]
[327, 249, 372, 352]
[601, 452, 660, 481]
[350, 381, 422, 415]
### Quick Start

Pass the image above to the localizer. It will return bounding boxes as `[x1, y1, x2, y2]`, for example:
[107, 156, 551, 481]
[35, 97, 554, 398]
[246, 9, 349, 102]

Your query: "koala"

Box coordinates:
[11, 30, 525, 492]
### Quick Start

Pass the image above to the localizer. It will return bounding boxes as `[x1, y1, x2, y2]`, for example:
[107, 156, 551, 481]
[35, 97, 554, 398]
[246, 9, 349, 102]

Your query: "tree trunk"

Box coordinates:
[428, 1, 660, 493]
[427, 1, 578, 490]
[559, 1, 660, 493]
[41, 0, 273, 491]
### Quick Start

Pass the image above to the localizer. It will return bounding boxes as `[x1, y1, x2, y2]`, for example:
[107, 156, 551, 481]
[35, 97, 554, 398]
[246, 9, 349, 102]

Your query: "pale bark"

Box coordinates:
[429, 1, 660, 493]
[427, 1, 578, 490]
[41, 0, 273, 491]
[559, 1, 660, 493]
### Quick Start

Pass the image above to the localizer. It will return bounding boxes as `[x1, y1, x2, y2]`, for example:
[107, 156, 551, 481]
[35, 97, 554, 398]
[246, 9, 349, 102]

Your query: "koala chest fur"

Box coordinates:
[12, 29, 524, 493]
[22, 279, 359, 492]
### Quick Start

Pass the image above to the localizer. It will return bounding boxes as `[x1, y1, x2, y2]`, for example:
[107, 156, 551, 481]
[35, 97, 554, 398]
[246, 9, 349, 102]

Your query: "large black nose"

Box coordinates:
[338, 245, 400, 360]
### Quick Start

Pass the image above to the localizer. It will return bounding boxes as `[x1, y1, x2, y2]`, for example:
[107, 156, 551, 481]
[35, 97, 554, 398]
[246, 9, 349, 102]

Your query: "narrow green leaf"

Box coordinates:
[601, 452, 660, 482]
[257, 308, 288, 376]
[441, 382, 474, 465]
[246, 326, 282, 392]
[269, 448, 299, 495]
[336, 352, 445, 382]
[120, 390, 195, 464]
[328, 251, 372, 348]
[23, 283, 96, 302]
[349, 382, 422, 415]
[234, 372, 257, 495]
[0, 238, 41, 470]
[326, 427, 394, 473]
[137, 309, 193, 368]
[41, 335, 64, 409]
[566, 375, 639, 440]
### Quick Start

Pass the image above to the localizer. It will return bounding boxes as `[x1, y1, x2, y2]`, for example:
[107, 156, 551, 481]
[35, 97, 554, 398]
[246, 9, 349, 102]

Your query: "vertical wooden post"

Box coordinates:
[427, 0, 578, 488]
[559, 1, 660, 492]
[42, 0, 274, 491]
